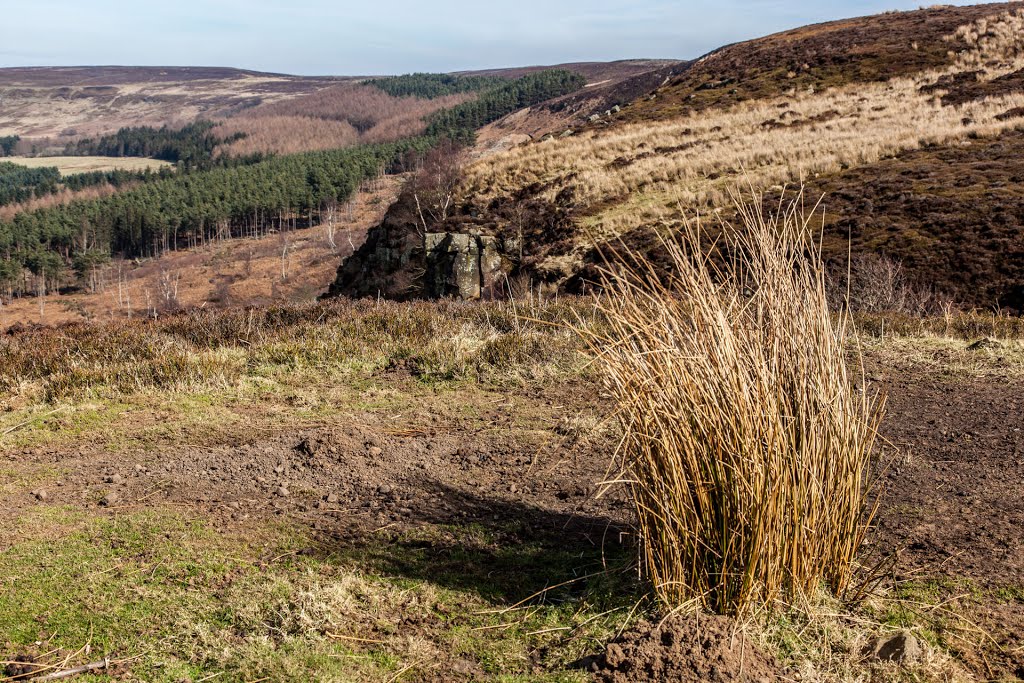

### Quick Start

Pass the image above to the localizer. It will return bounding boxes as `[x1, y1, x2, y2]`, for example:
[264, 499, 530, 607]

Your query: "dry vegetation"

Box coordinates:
[0, 183, 128, 222]
[466, 9, 1024, 250]
[0, 176, 402, 329]
[583, 197, 883, 614]
[0, 67, 341, 141]
[3, 8, 1024, 683]
[214, 84, 469, 157]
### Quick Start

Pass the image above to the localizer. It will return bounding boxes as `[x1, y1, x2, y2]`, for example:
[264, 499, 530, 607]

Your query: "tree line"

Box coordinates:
[0, 139, 430, 297]
[0, 136, 20, 157]
[425, 69, 587, 141]
[0, 162, 173, 208]
[0, 69, 587, 299]
[0, 163, 61, 206]
[63, 121, 246, 169]
[365, 73, 508, 99]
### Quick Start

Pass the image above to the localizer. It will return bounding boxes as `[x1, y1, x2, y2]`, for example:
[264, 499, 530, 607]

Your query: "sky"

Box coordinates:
[0, 0, 984, 76]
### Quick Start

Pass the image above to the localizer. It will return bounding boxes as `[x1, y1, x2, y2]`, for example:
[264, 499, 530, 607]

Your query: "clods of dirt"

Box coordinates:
[589, 614, 781, 682]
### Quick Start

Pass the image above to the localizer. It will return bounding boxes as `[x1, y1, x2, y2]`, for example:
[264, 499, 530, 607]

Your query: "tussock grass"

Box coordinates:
[583, 196, 885, 614]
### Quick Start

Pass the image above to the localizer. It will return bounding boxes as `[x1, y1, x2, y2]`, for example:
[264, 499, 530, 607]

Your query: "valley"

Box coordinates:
[2, 3, 1024, 682]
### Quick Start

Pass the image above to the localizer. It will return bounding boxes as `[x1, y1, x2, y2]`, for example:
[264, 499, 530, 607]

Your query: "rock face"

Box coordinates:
[326, 188, 510, 301]
[423, 232, 504, 299]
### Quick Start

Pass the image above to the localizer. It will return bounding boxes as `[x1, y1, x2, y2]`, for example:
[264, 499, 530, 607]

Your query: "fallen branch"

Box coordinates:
[29, 658, 109, 682]
[1, 409, 65, 437]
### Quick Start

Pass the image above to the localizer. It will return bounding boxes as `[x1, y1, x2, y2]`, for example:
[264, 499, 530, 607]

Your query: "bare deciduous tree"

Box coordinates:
[409, 140, 465, 237]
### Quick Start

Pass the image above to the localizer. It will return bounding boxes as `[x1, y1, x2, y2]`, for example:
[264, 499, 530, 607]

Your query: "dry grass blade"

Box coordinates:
[581, 190, 885, 615]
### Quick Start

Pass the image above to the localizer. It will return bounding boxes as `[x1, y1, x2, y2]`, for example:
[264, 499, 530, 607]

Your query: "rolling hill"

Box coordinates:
[332, 1, 1024, 310]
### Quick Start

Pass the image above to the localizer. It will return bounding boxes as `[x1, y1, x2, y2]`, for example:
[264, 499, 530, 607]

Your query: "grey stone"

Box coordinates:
[326, 493, 340, 504]
[100, 491, 119, 507]
[423, 232, 509, 299]
[275, 486, 290, 497]
[871, 631, 922, 664]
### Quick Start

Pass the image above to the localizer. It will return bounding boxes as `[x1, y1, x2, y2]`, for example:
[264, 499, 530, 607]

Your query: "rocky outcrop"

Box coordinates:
[423, 232, 504, 299]
[326, 188, 511, 300]
[326, 179, 581, 301]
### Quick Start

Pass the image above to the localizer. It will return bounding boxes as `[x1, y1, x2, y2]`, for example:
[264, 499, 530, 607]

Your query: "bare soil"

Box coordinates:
[3, 348, 1023, 679]
[867, 360, 1024, 678]
[589, 614, 780, 682]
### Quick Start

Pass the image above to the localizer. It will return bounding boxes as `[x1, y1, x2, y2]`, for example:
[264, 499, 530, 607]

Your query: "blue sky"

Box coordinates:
[0, 0, 982, 76]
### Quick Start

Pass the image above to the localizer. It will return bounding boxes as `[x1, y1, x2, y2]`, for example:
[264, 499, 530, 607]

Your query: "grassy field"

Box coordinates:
[1, 299, 1022, 681]
[6, 155, 172, 175]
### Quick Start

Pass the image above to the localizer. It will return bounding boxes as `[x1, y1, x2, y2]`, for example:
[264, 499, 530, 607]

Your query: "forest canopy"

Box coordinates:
[63, 121, 246, 169]
[0, 138, 430, 296]
[425, 70, 586, 140]
[365, 73, 509, 99]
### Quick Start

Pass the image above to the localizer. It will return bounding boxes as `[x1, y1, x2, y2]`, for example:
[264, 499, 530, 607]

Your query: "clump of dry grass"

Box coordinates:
[584, 195, 884, 615]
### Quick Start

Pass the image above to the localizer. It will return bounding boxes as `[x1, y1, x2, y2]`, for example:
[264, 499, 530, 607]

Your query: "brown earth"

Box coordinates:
[866, 357, 1024, 679]
[3, 338, 1023, 679]
[589, 614, 780, 682]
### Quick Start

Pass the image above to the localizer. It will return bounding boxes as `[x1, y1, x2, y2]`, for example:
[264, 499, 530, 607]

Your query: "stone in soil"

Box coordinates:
[869, 630, 922, 664]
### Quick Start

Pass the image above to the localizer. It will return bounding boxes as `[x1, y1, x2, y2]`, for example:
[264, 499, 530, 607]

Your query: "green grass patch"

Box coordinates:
[1, 508, 643, 682]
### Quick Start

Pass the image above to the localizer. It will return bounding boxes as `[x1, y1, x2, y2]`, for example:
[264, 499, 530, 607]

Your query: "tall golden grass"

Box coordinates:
[585, 195, 884, 614]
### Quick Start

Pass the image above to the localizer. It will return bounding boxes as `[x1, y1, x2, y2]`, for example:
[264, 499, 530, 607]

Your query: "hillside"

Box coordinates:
[0, 61, 673, 155]
[332, 2, 1024, 310]
[5, 5, 1024, 683]
[0, 176, 401, 331]
[0, 66, 342, 142]
[617, 2, 1024, 122]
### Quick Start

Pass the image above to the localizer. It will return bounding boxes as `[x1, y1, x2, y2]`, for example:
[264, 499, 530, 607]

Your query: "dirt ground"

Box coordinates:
[866, 360, 1024, 679]
[2, 337, 1022, 680]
